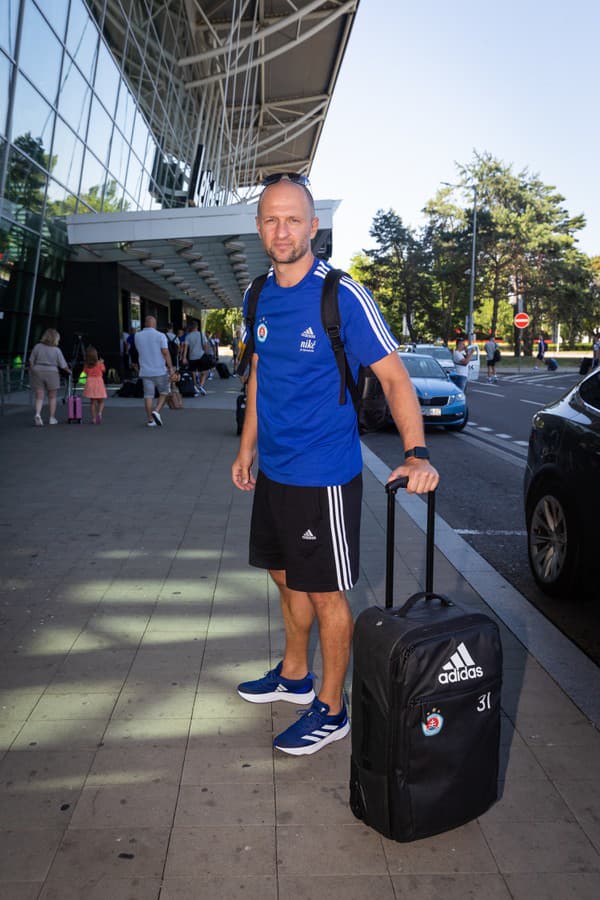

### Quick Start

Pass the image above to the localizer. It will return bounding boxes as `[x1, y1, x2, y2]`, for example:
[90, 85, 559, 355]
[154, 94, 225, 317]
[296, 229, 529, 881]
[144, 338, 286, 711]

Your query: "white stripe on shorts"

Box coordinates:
[327, 484, 353, 591]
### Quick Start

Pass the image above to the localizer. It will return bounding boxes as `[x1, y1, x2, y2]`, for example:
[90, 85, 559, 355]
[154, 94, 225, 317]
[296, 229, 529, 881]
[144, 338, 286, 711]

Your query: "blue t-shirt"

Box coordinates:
[243, 258, 398, 486]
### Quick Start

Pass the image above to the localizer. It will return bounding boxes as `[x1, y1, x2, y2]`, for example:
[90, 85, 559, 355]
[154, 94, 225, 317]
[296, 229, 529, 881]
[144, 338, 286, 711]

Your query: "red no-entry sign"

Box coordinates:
[514, 312, 530, 329]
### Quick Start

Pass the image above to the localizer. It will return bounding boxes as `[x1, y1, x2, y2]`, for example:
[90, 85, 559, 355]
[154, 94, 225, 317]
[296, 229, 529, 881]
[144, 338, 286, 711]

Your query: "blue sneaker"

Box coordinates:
[237, 661, 315, 705]
[273, 696, 350, 755]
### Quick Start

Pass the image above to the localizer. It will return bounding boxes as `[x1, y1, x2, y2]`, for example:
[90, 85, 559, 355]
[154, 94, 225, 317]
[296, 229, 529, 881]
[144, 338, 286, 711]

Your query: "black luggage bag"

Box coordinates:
[179, 369, 196, 397]
[216, 362, 230, 379]
[350, 477, 502, 842]
[236, 385, 247, 435]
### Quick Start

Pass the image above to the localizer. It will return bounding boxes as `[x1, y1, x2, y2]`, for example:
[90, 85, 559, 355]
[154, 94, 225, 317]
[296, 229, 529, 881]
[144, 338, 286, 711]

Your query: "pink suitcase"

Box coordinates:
[68, 377, 82, 423]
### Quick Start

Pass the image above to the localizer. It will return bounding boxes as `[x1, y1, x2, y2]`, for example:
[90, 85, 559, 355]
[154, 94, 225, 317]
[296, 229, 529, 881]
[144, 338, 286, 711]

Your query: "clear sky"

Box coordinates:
[310, 0, 600, 269]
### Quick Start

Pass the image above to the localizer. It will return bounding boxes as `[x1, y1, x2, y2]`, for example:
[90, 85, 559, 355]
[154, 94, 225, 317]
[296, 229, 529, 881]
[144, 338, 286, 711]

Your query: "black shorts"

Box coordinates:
[188, 356, 211, 372]
[249, 470, 362, 593]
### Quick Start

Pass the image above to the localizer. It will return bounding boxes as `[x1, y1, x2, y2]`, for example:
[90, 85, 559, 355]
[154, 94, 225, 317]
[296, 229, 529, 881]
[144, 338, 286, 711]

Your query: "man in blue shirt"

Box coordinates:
[232, 174, 439, 755]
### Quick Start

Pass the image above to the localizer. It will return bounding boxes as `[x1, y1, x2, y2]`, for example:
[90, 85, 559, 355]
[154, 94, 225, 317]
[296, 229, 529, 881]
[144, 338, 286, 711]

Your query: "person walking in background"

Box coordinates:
[82, 346, 107, 424]
[183, 322, 206, 395]
[134, 315, 173, 427]
[535, 335, 547, 369]
[484, 334, 498, 383]
[592, 332, 600, 369]
[165, 322, 180, 368]
[28, 329, 71, 426]
[232, 174, 438, 756]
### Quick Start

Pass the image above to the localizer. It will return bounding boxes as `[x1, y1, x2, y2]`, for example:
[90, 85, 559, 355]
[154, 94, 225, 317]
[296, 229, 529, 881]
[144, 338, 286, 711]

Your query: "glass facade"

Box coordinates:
[0, 0, 200, 364]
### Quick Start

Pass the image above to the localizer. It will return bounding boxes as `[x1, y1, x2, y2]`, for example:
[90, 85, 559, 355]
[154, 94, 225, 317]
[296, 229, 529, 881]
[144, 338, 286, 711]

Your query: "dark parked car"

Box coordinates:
[524, 368, 600, 596]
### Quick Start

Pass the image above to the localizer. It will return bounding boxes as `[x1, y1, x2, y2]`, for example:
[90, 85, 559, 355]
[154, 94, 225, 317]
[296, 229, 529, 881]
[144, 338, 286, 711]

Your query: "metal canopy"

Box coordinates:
[89, 0, 361, 202]
[65, 200, 339, 309]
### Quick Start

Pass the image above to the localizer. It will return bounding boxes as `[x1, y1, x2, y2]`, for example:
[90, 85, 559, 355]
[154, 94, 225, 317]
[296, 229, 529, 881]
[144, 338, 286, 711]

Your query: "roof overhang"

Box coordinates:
[65, 201, 340, 309]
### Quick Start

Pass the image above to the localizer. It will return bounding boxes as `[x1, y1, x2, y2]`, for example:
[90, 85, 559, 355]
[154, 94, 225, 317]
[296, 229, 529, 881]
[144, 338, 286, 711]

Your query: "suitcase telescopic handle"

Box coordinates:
[384, 477, 451, 612]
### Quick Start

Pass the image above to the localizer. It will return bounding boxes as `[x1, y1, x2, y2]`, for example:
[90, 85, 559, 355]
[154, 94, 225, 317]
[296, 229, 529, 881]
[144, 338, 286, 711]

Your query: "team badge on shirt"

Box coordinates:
[257, 321, 268, 343]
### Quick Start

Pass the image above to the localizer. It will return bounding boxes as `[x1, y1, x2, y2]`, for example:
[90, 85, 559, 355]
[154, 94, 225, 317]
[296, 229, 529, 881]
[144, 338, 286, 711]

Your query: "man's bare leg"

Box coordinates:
[269, 569, 353, 714]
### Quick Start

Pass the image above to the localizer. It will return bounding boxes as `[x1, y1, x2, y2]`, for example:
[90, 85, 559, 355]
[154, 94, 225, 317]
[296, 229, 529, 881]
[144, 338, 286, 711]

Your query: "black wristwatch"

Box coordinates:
[404, 446, 430, 460]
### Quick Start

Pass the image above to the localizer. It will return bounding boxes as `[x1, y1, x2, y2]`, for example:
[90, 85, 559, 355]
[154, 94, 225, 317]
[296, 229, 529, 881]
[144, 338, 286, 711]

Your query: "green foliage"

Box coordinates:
[204, 307, 243, 344]
[359, 151, 596, 351]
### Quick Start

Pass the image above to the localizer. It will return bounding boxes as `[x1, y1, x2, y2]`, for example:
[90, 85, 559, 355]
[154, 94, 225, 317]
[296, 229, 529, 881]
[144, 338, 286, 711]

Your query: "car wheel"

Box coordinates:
[526, 481, 579, 596]
[446, 409, 468, 431]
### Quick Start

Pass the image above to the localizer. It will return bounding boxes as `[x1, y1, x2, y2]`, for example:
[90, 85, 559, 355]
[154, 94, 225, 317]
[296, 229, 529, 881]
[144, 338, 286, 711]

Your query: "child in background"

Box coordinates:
[83, 346, 107, 424]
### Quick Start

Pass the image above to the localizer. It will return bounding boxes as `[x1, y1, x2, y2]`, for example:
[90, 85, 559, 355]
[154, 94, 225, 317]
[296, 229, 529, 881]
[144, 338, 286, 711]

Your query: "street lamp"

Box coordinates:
[442, 182, 478, 343]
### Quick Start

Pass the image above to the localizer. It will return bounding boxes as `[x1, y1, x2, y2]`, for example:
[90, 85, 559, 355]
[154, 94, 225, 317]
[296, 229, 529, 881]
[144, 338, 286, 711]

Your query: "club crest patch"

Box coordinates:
[421, 708, 444, 737]
[256, 321, 268, 343]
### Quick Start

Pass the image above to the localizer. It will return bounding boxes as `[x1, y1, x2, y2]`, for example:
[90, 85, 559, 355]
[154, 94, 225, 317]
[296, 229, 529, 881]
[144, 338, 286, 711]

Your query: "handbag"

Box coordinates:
[167, 386, 183, 409]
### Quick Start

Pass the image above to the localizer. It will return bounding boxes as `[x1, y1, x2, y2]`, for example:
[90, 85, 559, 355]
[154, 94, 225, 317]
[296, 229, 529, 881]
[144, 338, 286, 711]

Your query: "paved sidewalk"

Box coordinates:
[0, 370, 598, 899]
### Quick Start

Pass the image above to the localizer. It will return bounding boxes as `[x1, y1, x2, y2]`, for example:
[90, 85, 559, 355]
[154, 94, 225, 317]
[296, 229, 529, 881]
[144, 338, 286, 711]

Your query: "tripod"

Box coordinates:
[62, 334, 87, 405]
[70, 333, 87, 382]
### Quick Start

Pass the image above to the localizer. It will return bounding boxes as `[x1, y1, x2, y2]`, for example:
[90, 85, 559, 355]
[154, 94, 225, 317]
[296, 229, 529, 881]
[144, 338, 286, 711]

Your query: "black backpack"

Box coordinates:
[236, 268, 361, 413]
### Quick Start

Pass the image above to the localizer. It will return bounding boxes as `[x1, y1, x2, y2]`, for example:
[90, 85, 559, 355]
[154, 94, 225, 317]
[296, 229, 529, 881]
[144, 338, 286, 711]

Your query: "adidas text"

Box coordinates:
[302, 529, 317, 541]
[438, 665, 484, 684]
[438, 641, 483, 684]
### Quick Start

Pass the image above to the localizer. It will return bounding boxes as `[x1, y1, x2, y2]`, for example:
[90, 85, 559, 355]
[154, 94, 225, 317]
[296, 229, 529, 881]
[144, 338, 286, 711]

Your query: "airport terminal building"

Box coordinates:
[0, 0, 358, 370]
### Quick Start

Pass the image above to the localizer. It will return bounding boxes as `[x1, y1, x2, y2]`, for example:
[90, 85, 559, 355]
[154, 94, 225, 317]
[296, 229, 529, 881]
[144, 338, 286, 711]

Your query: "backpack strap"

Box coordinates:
[236, 273, 268, 376]
[320, 268, 361, 413]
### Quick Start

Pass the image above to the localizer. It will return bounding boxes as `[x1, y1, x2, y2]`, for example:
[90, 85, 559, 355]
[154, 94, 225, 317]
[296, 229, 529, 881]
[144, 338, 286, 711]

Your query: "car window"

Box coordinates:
[400, 355, 446, 379]
[417, 346, 452, 361]
[578, 371, 600, 411]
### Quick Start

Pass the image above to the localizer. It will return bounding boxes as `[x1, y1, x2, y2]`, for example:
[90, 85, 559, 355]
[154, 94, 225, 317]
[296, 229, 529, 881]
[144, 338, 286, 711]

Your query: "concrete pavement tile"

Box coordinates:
[174, 783, 275, 826]
[101, 717, 190, 749]
[188, 716, 273, 746]
[10, 719, 106, 751]
[164, 826, 276, 876]
[0, 787, 80, 827]
[49, 649, 137, 690]
[514, 713, 600, 747]
[70, 782, 179, 828]
[46, 827, 169, 880]
[382, 821, 498, 874]
[276, 782, 356, 826]
[182, 745, 273, 784]
[0, 828, 64, 882]
[111, 687, 195, 720]
[274, 739, 351, 783]
[86, 744, 186, 785]
[0, 661, 60, 689]
[555, 780, 600, 852]
[499, 736, 547, 780]
[483, 777, 575, 823]
[0, 748, 94, 789]
[277, 823, 387, 875]
[389, 874, 512, 899]
[138, 630, 206, 648]
[0, 691, 45, 720]
[479, 820, 600, 873]
[504, 873, 600, 899]
[0, 884, 42, 899]
[0, 722, 23, 753]
[279, 874, 395, 899]
[195, 657, 270, 692]
[38, 878, 162, 900]
[192, 693, 273, 720]
[29, 692, 119, 720]
[531, 741, 600, 781]
[160, 875, 277, 900]
[501, 683, 579, 719]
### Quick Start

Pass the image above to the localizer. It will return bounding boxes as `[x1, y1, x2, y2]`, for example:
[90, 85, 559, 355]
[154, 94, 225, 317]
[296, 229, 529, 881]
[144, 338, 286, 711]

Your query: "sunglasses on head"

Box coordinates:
[261, 172, 311, 188]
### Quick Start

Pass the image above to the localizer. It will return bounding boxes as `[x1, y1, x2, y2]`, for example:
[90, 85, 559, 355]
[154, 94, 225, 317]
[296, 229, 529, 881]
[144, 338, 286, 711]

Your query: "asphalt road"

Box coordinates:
[361, 369, 600, 666]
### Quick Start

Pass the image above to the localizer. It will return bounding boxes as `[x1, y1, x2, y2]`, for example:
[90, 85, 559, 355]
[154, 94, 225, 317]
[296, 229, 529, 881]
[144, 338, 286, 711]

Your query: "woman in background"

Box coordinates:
[28, 329, 70, 426]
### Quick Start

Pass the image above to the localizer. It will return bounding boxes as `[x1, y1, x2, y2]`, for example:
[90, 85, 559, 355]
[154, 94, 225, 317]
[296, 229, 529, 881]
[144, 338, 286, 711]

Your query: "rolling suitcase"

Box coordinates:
[236, 385, 247, 435]
[216, 362, 230, 379]
[67, 376, 82, 424]
[350, 477, 502, 842]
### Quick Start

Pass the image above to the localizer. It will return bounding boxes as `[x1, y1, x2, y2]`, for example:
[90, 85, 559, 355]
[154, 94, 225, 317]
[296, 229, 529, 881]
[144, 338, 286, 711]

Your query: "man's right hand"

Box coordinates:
[232, 450, 256, 491]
